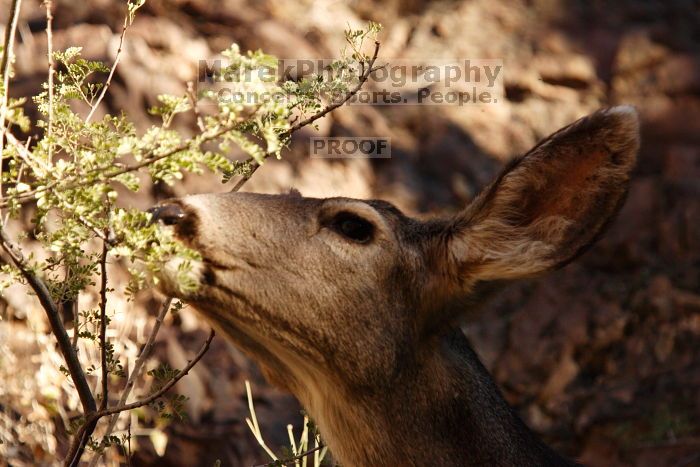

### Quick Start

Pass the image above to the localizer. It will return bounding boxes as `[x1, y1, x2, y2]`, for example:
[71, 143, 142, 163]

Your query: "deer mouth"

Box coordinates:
[147, 201, 208, 298]
[153, 225, 246, 302]
[148, 199, 256, 306]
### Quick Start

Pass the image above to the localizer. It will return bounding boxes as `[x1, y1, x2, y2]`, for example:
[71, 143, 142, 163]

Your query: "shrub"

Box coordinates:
[0, 0, 381, 463]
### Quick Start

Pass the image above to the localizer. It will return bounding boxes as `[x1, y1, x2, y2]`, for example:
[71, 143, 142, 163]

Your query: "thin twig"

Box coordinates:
[231, 170, 252, 192]
[84, 12, 130, 123]
[186, 81, 205, 132]
[0, 0, 23, 208]
[86, 298, 172, 467]
[118, 298, 173, 409]
[44, 0, 54, 161]
[230, 41, 381, 191]
[0, 0, 22, 80]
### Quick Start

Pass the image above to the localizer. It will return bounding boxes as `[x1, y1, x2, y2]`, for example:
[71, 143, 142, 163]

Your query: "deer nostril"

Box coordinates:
[147, 204, 186, 226]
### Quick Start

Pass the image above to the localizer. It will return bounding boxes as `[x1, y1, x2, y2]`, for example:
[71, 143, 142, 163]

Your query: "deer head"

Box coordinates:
[153, 106, 639, 466]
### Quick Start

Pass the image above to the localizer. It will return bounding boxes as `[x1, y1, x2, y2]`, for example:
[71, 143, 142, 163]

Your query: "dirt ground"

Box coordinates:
[1, 0, 699, 465]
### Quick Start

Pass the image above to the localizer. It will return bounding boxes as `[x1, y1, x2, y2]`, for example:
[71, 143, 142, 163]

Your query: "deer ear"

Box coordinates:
[445, 106, 639, 284]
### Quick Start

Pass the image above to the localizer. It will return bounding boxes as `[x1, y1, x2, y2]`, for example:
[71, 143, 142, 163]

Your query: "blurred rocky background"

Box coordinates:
[1, 0, 699, 465]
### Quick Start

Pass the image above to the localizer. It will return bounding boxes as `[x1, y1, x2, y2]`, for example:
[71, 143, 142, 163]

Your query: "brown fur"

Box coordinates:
[156, 106, 640, 466]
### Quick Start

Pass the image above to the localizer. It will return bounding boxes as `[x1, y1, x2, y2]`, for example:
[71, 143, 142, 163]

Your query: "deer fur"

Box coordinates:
[155, 106, 640, 466]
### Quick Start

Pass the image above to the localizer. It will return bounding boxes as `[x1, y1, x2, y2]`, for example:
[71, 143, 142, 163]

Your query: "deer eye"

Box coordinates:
[329, 211, 375, 244]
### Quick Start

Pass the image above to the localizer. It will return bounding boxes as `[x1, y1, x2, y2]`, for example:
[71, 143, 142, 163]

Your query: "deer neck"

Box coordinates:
[296, 327, 573, 467]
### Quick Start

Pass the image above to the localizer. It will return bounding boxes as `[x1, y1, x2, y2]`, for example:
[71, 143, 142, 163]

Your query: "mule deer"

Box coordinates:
[153, 106, 640, 466]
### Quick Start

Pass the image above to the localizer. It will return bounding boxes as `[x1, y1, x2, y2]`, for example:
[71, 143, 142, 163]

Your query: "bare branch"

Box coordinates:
[118, 298, 173, 410]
